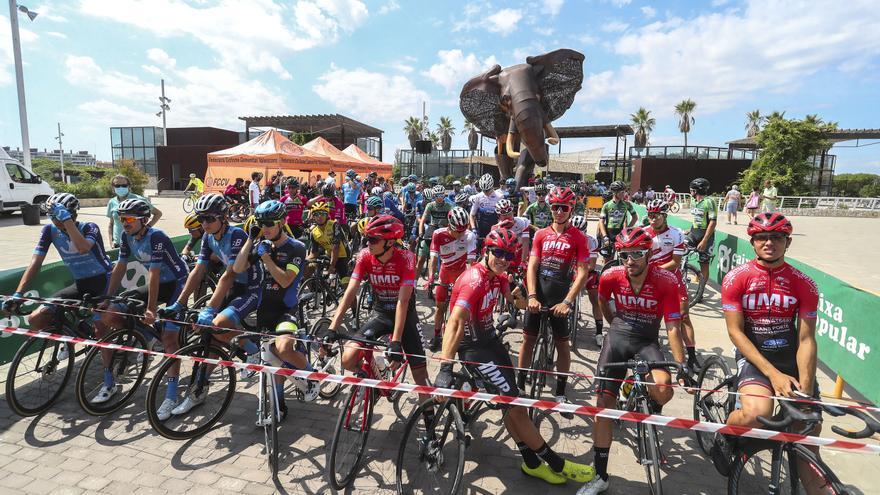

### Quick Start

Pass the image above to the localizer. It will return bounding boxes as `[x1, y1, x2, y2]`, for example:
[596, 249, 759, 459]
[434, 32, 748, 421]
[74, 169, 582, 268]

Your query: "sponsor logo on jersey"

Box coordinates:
[614, 294, 659, 309]
[370, 274, 401, 285]
[480, 286, 500, 313]
[542, 240, 571, 251]
[741, 293, 798, 311]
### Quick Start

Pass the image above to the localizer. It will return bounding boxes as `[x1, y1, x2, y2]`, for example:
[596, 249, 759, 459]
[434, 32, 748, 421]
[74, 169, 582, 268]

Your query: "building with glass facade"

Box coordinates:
[110, 127, 164, 183]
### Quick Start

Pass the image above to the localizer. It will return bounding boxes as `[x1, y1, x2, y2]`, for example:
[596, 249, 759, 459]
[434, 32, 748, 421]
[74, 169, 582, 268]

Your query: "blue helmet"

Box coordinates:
[429, 176, 440, 185]
[366, 196, 383, 209]
[404, 183, 416, 193]
[505, 178, 516, 187]
[254, 200, 286, 222]
[346, 169, 356, 178]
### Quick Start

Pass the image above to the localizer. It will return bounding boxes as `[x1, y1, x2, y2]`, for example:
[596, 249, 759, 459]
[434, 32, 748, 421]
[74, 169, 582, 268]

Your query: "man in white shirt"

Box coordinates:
[249, 171, 262, 208]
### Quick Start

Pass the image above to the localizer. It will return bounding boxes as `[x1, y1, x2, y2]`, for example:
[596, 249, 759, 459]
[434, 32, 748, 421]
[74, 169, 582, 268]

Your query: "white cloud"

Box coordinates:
[542, 0, 564, 16]
[34, 5, 68, 22]
[534, 27, 555, 36]
[486, 9, 522, 36]
[641, 6, 657, 18]
[424, 49, 498, 92]
[378, 0, 400, 15]
[146, 48, 176, 69]
[576, 33, 599, 45]
[46, 31, 67, 38]
[610, 0, 631, 6]
[583, 0, 880, 120]
[312, 64, 428, 122]
[602, 21, 629, 33]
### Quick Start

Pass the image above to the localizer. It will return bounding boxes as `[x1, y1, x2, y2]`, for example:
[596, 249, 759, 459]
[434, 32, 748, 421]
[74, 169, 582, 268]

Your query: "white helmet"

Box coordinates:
[371, 186, 384, 196]
[494, 198, 513, 215]
[432, 184, 446, 196]
[447, 207, 469, 231]
[478, 174, 494, 191]
[422, 188, 435, 201]
[571, 215, 588, 232]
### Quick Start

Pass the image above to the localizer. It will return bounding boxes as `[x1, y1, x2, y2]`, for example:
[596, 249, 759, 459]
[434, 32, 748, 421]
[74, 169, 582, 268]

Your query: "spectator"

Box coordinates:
[224, 178, 246, 206]
[106, 174, 162, 248]
[746, 186, 760, 217]
[761, 179, 778, 212]
[723, 184, 743, 224]
[645, 186, 655, 201]
[249, 171, 263, 208]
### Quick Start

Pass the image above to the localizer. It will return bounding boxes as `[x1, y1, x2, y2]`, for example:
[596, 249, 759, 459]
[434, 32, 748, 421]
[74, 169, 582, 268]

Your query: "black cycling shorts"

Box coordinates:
[125, 279, 184, 307]
[344, 203, 358, 219]
[734, 350, 818, 396]
[523, 286, 571, 340]
[51, 274, 109, 301]
[687, 229, 714, 264]
[256, 301, 294, 332]
[596, 332, 668, 398]
[459, 338, 519, 399]
[355, 308, 426, 368]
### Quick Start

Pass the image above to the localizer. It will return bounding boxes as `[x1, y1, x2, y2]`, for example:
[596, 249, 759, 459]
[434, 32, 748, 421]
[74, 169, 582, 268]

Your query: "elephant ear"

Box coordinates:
[526, 49, 585, 122]
[459, 64, 506, 138]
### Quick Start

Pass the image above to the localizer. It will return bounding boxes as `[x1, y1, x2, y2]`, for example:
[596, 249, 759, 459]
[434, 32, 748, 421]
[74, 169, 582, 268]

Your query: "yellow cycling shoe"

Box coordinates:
[561, 459, 595, 483]
[521, 462, 567, 485]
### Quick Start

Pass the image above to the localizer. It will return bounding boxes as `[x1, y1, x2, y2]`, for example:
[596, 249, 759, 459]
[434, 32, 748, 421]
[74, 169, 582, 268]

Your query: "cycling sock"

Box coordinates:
[517, 370, 527, 390]
[242, 340, 260, 355]
[535, 442, 564, 472]
[103, 368, 114, 388]
[555, 377, 567, 397]
[516, 442, 541, 469]
[165, 376, 179, 400]
[686, 346, 697, 363]
[594, 447, 610, 481]
[595, 319, 603, 335]
[274, 383, 285, 398]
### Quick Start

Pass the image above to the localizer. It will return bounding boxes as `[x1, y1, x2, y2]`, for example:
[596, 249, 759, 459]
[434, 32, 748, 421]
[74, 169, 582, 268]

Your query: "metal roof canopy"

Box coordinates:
[553, 124, 634, 138]
[239, 113, 383, 160]
[727, 128, 880, 149]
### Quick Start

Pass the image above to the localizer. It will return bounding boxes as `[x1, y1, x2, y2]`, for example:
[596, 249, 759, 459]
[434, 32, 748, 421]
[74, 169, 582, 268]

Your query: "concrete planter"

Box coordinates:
[79, 198, 112, 207]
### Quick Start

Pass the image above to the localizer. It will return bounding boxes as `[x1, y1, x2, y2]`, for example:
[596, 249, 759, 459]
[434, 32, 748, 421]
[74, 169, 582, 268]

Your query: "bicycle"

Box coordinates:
[325, 329, 411, 491]
[228, 201, 251, 223]
[526, 307, 556, 420]
[300, 256, 345, 320]
[182, 190, 201, 213]
[601, 357, 685, 495]
[353, 280, 373, 329]
[681, 245, 707, 308]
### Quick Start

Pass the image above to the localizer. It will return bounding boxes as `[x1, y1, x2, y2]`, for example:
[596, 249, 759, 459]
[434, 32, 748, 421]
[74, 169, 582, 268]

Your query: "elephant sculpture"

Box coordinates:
[459, 48, 584, 188]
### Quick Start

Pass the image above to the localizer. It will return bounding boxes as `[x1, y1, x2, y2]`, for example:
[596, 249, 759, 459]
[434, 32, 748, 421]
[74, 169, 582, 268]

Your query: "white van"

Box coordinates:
[0, 147, 55, 214]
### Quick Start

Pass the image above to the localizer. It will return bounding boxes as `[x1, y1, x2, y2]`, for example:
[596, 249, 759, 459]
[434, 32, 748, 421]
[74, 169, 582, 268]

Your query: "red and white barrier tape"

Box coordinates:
[2, 325, 878, 455]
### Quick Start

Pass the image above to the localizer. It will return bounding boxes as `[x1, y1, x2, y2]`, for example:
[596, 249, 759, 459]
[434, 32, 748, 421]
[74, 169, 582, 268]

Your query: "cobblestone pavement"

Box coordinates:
[1, 282, 878, 495]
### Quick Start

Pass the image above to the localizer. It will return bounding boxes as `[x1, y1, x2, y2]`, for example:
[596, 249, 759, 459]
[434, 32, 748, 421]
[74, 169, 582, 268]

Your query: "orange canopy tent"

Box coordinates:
[303, 137, 393, 177]
[204, 129, 331, 192]
[342, 144, 388, 166]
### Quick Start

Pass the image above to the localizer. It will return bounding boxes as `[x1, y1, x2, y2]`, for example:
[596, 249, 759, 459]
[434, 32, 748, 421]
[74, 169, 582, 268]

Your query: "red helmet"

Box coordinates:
[484, 227, 520, 253]
[645, 199, 669, 214]
[547, 186, 576, 206]
[747, 212, 793, 237]
[615, 226, 653, 250]
[364, 214, 404, 240]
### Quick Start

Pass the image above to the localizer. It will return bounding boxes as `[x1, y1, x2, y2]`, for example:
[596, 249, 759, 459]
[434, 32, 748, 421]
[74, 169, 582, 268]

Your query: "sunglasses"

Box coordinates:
[551, 204, 571, 212]
[197, 215, 220, 224]
[618, 250, 649, 261]
[366, 237, 384, 245]
[490, 248, 516, 261]
[752, 233, 787, 242]
[312, 212, 328, 218]
[257, 219, 280, 228]
[647, 213, 666, 219]
[119, 216, 141, 225]
[188, 228, 203, 234]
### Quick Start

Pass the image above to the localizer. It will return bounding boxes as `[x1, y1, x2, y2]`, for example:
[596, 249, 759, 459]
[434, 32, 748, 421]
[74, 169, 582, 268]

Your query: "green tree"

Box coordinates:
[745, 110, 762, 137]
[436, 116, 455, 152]
[461, 120, 479, 151]
[674, 98, 696, 148]
[404, 116, 423, 149]
[833, 173, 880, 197]
[630, 107, 655, 147]
[740, 115, 836, 195]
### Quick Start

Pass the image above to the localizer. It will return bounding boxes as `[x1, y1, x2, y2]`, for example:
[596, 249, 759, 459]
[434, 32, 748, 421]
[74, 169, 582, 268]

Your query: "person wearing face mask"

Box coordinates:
[106, 174, 162, 249]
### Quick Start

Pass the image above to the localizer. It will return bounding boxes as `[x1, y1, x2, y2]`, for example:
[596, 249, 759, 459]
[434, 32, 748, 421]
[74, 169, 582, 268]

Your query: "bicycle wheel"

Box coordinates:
[568, 299, 579, 347]
[260, 371, 280, 477]
[638, 399, 664, 495]
[528, 335, 549, 420]
[75, 328, 149, 416]
[5, 337, 74, 417]
[693, 355, 734, 456]
[669, 202, 680, 214]
[729, 443, 847, 494]
[145, 342, 236, 440]
[396, 399, 467, 495]
[500, 329, 524, 363]
[601, 258, 621, 274]
[182, 196, 195, 213]
[683, 264, 705, 308]
[299, 278, 324, 320]
[326, 385, 375, 490]
[309, 318, 342, 400]
[355, 283, 373, 328]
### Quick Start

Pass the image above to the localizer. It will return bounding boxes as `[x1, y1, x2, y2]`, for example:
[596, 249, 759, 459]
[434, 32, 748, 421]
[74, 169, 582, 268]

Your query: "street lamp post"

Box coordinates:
[157, 79, 171, 145]
[55, 122, 65, 183]
[7, 1, 38, 169]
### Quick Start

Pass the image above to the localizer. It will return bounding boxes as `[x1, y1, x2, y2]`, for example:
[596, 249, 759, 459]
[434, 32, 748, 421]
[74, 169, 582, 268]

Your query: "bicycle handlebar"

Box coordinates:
[757, 399, 823, 430]
[600, 360, 685, 375]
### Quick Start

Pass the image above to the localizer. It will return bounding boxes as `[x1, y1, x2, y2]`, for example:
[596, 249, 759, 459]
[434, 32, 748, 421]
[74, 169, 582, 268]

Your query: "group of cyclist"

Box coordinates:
[1, 166, 828, 494]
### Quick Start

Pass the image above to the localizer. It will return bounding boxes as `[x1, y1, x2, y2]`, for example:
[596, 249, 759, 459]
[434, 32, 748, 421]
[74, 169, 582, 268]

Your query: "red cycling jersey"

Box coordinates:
[451, 262, 510, 346]
[721, 259, 818, 371]
[430, 227, 477, 272]
[530, 225, 590, 303]
[598, 264, 682, 340]
[351, 247, 416, 312]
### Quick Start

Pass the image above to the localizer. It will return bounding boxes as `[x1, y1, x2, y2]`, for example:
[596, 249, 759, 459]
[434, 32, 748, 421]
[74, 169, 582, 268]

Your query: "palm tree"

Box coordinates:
[462, 120, 479, 151]
[745, 110, 762, 137]
[630, 107, 655, 147]
[428, 131, 441, 150]
[403, 116, 423, 149]
[436, 116, 456, 152]
[765, 110, 786, 122]
[674, 98, 696, 148]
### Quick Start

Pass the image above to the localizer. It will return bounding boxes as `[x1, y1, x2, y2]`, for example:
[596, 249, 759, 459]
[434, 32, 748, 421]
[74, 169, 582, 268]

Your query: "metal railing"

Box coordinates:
[776, 196, 880, 211]
[630, 146, 757, 160]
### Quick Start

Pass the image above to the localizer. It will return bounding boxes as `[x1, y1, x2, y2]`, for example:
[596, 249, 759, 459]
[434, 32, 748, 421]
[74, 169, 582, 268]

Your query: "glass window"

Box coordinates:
[144, 160, 157, 175]
[133, 127, 144, 147]
[5, 163, 23, 182]
[134, 147, 145, 162]
[145, 147, 156, 160]
[122, 147, 132, 159]
[112, 148, 122, 162]
[154, 128, 165, 146]
[122, 128, 133, 147]
[144, 127, 155, 146]
[111, 128, 122, 148]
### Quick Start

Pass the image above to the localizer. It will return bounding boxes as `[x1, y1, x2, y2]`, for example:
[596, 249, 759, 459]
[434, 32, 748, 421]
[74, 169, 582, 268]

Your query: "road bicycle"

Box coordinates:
[299, 256, 345, 320]
[182, 190, 202, 213]
[228, 201, 251, 223]
[526, 307, 557, 420]
[681, 244, 707, 307]
[602, 357, 685, 495]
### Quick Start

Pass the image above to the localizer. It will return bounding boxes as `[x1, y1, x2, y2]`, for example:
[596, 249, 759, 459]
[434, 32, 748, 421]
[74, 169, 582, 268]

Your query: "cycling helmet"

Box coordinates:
[404, 183, 416, 193]
[689, 177, 710, 195]
[364, 214, 403, 240]
[407, 174, 418, 182]
[194, 193, 228, 216]
[494, 198, 513, 216]
[322, 183, 336, 197]
[422, 188, 435, 201]
[429, 176, 440, 186]
[478, 174, 494, 191]
[609, 181, 626, 192]
[368, 171, 378, 179]
[645, 199, 670, 214]
[357, 217, 370, 235]
[254, 200, 286, 223]
[183, 213, 201, 230]
[447, 207, 469, 231]
[371, 186, 384, 196]
[455, 192, 471, 206]
[242, 215, 257, 235]
[346, 169, 356, 178]
[189, 173, 196, 178]
[571, 215, 588, 231]
[432, 184, 446, 196]
[484, 227, 519, 253]
[365, 196, 383, 210]
[547, 186, 576, 206]
[747, 212, 793, 237]
[46, 193, 80, 213]
[615, 226, 653, 250]
[534, 183, 548, 195]
[310, 201, 330, 215]
[505, 177, 516, 187]
[117, 198, 152, 218]
[287, 178, 299, 188]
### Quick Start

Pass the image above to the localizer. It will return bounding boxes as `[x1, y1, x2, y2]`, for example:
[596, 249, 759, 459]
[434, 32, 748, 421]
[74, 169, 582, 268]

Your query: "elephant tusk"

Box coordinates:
[505, 134, 521, 159]
[544, 122, 560, 145]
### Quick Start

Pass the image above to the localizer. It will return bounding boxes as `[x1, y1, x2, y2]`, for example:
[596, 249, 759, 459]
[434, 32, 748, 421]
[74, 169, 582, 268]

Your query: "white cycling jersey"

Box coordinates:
[498, 216, 531, 240]
[646, 225, 686, 268]
[469, 190, 504, 218]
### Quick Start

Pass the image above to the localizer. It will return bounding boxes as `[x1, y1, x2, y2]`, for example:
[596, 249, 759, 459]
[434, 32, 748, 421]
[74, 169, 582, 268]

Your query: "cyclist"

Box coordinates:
[383, 190, 406, 224]
[236, 200, 318, 417]
[223, 178, 247, 207]
[502, 177, 521, 213]
[469, 174, 503, 247]
[573, 185, 588, 217]
[97, 198, 188, 413]
[342, 169, 362, 220]
[307, 183, 347, 226]
[716, 213, 821, 479]
[417, 185, 453, 279]
[571, 215, 602, 346]
[3, 193, 112, 352]
[327, 215, 431, 401]
[181, 213, 204, 260]
[518, 187, 590, 409]
[578, 227, 686, 495]
[686, 177, 716, 300]
[524, 183, 552, 229]
[492, 198, 531, 269]
[184, 173, 205, 195]
[597, 181, 637, 262]
[645, 199, 700, 370]
[162, 193, 264, 416]
[280, 179, 309, 239]
[434, 227, 594, 486]
[426, 207, 476, 351]
[304, 201, 350, 286]
[454, 191, 471, 210]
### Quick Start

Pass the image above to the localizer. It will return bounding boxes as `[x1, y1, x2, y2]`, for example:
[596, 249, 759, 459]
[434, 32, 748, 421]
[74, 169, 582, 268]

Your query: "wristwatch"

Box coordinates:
[563, 299, 574, 308]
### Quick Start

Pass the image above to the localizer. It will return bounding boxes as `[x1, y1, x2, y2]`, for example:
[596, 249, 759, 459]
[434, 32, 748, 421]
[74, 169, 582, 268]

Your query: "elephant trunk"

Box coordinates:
[544, 122, 560, 145]
[513, 105, 550, 167]
[505, 117, 521, 159]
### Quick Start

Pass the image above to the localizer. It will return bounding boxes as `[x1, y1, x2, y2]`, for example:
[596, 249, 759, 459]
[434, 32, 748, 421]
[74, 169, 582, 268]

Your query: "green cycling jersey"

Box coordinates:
[690, 197, 717, 229]
[525, 202, 552, 229]
[422, 200, 452, 228]
[599, 199, 636, 230]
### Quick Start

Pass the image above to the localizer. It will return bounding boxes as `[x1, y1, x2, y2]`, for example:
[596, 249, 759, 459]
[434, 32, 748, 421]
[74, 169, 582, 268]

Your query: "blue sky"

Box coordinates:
[1, 0, 879, 173]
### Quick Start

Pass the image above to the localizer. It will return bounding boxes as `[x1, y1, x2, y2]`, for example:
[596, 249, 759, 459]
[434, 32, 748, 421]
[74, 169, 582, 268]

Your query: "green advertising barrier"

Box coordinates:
[0, 234, 191, 365]
[665, 214, 879, 405]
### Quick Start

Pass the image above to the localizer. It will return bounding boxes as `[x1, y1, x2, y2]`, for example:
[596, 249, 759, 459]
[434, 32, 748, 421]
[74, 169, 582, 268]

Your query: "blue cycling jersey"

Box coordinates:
[383, 195, 405, 222]
[197, 225, 260, 286]
[260, 237, 307, 308]
[120, 227, 189, 284]
[342, 181, 362, 205]
[34, 222, 112, 280]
